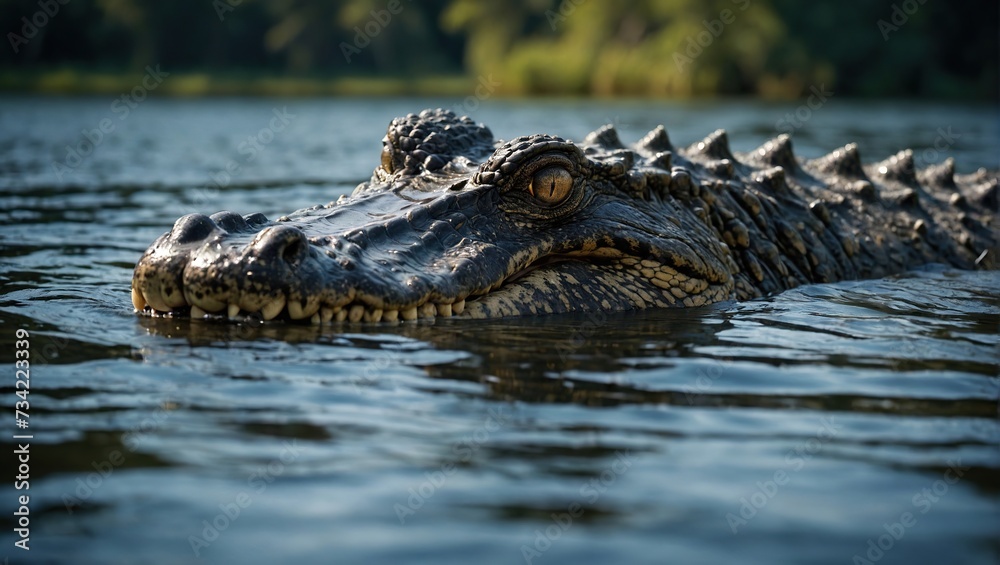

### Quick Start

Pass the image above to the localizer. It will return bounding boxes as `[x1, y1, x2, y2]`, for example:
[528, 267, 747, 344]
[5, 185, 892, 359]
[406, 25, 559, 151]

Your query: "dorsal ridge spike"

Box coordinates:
[584, 124, 624, 149]
[754, 166, 790, 195]
[649, 150, 672, 170]
[871, 149, 917, 185]
[810, 142, 866, 180]
[970, 176, 999, 209]
[918, 157, 956, 189]
[637, 125, 672, 153]
[751, 134, 798, 172]
[687, 129, 735, 162]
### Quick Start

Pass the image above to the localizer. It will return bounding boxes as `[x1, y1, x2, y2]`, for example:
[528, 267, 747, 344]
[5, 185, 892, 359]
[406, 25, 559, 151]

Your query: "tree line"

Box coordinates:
[1, 0, 996, 98]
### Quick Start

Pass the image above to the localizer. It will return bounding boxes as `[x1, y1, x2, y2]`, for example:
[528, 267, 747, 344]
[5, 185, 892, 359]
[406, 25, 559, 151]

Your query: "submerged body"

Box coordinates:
[132, 109, 997, 323]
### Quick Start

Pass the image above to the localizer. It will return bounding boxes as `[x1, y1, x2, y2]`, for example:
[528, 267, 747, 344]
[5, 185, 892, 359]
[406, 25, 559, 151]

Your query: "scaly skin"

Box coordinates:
[131, 109, 998, 323]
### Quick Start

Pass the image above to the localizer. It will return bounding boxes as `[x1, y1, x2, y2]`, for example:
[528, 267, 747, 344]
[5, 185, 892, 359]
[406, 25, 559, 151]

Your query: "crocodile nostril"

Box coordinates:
[255, 226, 310, 266]
[282, 238, 304, 264]
[171, 213, 217, 244]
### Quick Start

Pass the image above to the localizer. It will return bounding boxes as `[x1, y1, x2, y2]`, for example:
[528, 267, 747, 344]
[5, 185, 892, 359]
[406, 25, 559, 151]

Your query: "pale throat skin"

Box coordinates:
[131, 109, 998, 324]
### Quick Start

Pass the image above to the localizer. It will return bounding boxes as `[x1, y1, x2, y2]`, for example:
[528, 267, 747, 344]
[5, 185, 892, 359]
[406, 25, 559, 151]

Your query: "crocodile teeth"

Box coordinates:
[321, 307, 335, 323]
[131, 286, 147, 311]
[288, 299, 320, 320]
[307, 303, 477, 323]
[171, 297, 468, 324]
[348, 304, 365, 322]
[261, 295, 286, 321]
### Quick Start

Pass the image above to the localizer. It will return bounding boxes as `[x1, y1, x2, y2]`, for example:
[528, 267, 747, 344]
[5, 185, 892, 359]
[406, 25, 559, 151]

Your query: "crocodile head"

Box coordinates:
[132, 108, 997, 323]
[131, 109, 737, 322]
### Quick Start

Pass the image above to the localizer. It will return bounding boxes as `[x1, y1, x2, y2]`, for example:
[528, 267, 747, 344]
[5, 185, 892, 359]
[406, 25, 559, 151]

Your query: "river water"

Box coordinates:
[0, 96, 997, 564]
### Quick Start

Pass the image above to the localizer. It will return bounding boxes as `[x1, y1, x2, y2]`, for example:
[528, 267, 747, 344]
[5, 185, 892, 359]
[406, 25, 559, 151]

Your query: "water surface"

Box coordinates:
[0, 97, 998, 564]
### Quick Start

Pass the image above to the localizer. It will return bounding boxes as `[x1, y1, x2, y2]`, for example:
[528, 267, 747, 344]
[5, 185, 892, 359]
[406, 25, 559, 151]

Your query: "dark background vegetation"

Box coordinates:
[1, 0, 997, 98]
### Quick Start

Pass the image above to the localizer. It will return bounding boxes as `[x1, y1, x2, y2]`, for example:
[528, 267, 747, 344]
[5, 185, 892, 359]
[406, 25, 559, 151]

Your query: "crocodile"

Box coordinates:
[131, 108, 998, 323]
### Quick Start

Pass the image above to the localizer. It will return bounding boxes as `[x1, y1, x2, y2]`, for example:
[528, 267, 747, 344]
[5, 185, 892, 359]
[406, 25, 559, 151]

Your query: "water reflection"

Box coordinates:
[135, 267, 998, 422]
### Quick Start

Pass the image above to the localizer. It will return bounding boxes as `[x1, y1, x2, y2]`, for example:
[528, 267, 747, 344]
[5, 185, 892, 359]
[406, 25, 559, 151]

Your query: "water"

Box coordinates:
[1, 96, 998, 564]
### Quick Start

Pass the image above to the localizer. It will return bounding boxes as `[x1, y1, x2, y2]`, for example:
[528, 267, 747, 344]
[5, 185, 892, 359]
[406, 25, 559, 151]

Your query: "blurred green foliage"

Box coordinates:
[0, 0, 995, 98]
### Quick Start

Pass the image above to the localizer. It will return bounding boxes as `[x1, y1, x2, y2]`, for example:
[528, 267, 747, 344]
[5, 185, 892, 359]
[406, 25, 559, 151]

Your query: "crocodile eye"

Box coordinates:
[528, 166, 573, 205]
